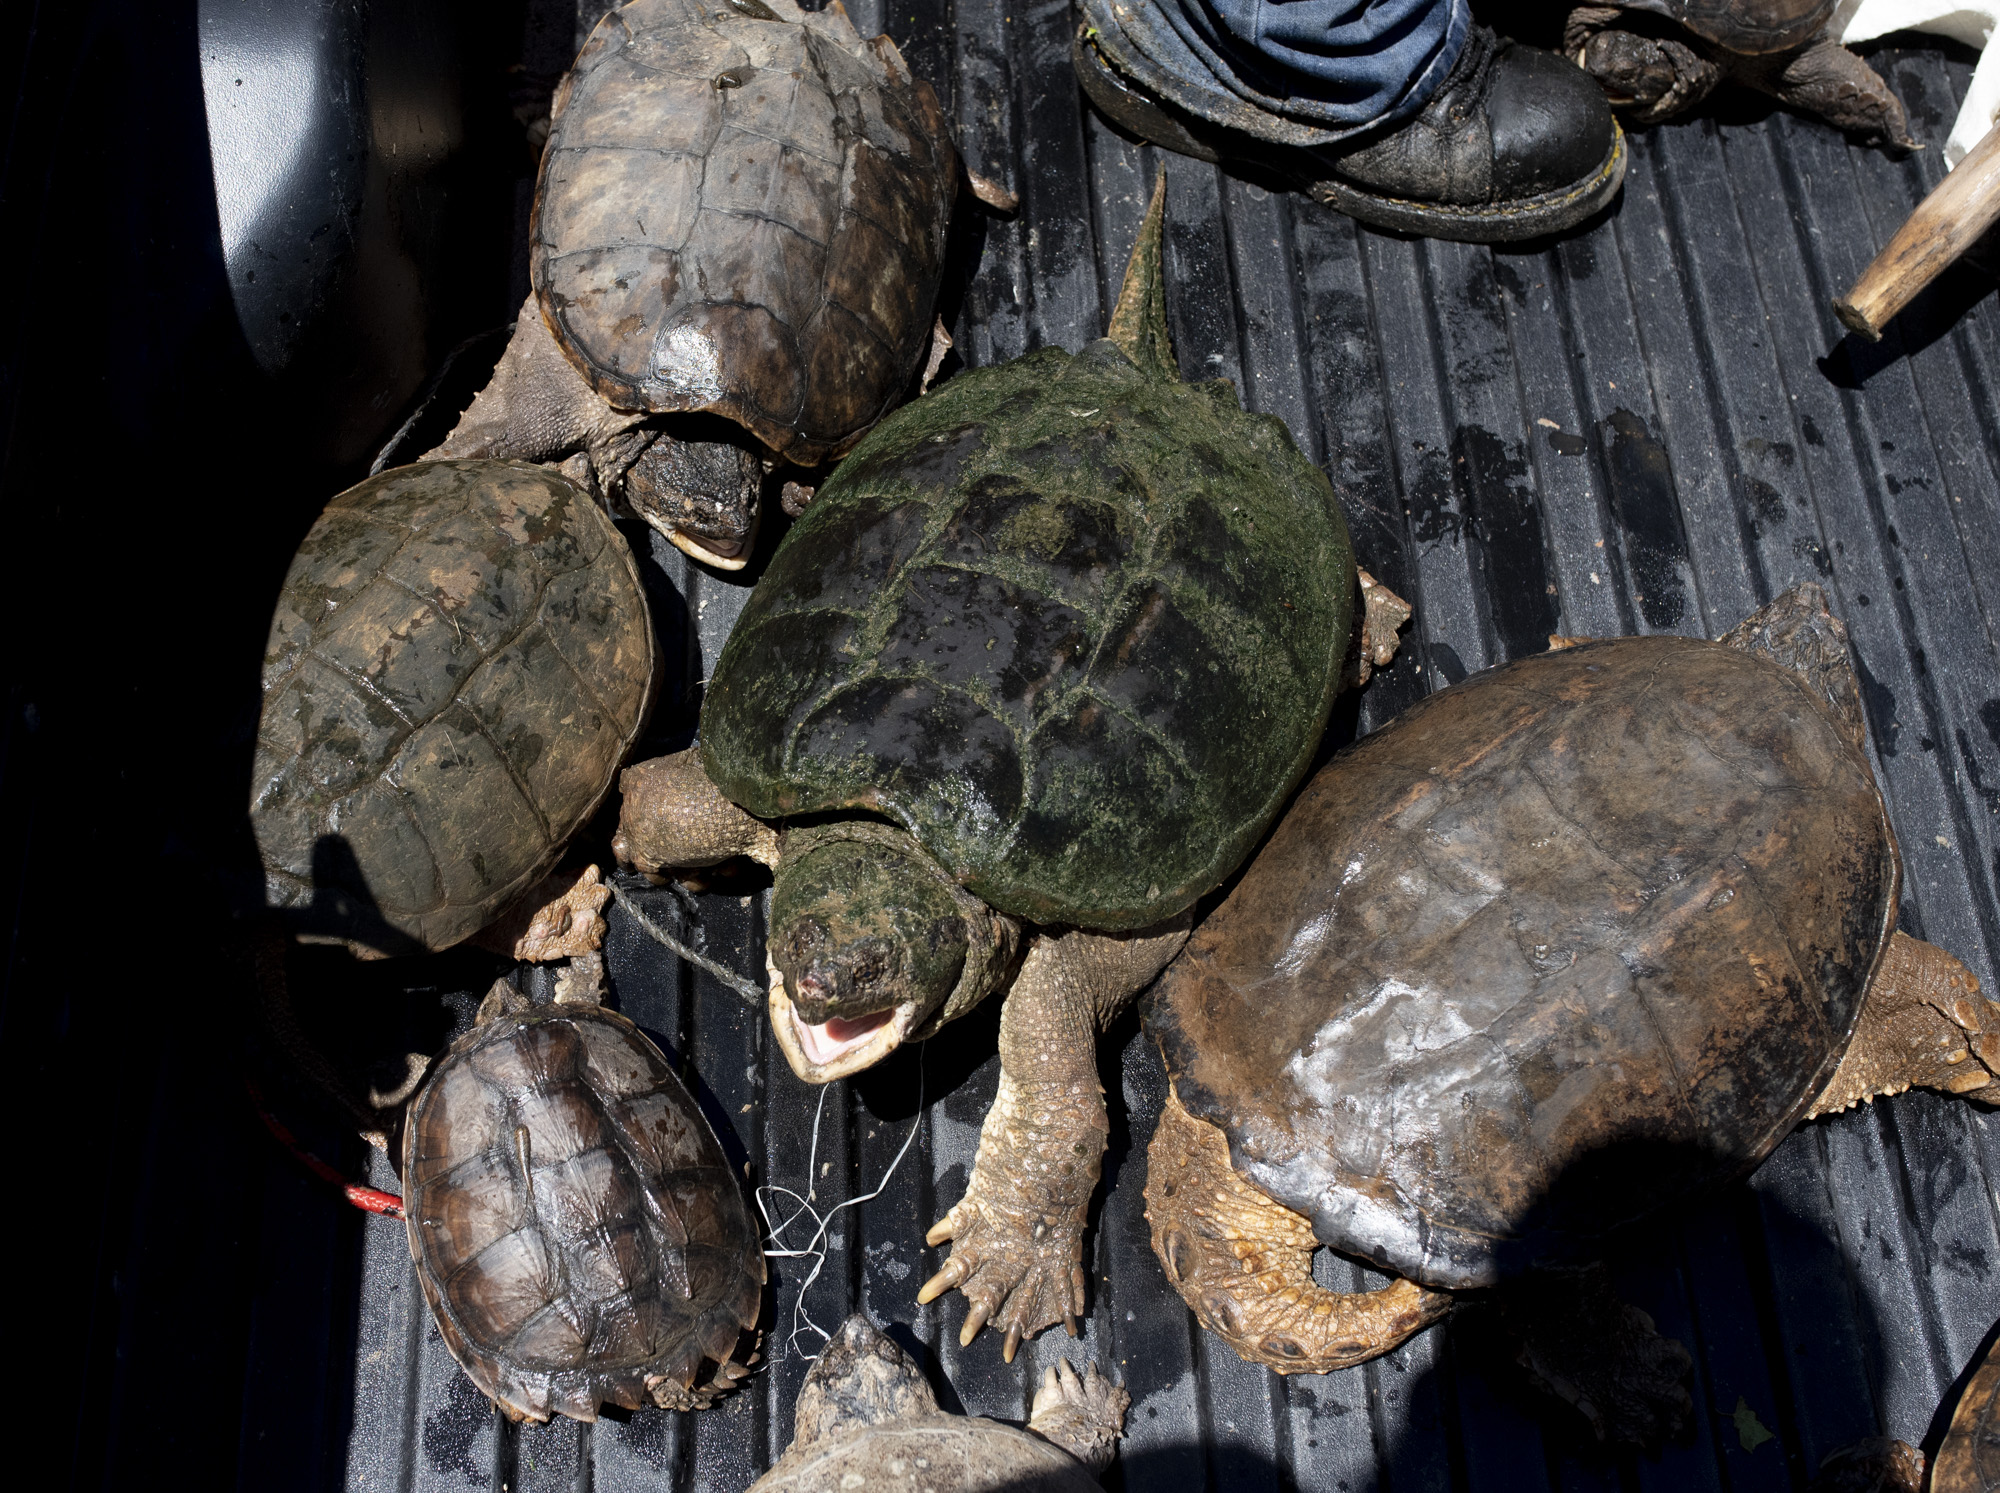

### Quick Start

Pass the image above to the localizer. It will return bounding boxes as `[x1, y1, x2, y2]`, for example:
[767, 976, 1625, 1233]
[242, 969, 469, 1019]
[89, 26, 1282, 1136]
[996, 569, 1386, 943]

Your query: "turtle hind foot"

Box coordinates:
[1809, 930, 2000, 1117]
[1498, 1264, 1693, 1443]
[1760, 40, 1921, 153]
[1143, 1087, 1450, 1373]
[1028, 1360, 1129, 1474]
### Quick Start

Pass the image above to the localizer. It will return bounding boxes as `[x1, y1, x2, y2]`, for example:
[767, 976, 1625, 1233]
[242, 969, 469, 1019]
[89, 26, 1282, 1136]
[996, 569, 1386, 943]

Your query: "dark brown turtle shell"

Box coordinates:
[533, 0, 958, 465]
[1935, 1334, 2000, 1493]
[1610, 0, 1835, 53]
[1148, 634, 1898, 1290]
[252, 460, 655, 957]
[402, 998, 764, 1422]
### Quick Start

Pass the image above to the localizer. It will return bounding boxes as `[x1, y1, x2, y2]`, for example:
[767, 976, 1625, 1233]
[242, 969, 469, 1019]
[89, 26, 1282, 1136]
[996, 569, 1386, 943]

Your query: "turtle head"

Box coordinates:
[624, 419, 764, 570]
[791, 1314, 938, 1450]
[767, 832, 969, 1082]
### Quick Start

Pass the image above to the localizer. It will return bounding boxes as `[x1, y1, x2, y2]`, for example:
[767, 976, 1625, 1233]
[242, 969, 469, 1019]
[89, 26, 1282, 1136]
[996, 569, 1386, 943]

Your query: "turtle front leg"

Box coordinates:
[919, 916, 1191, 1360]
[1145, 1086, 1451, 1372]
[1564, 6, 1723, 125]
[427, 294, 650, 485]
[1808, 930, 2000, 1116]
[612, 748, 780, 875]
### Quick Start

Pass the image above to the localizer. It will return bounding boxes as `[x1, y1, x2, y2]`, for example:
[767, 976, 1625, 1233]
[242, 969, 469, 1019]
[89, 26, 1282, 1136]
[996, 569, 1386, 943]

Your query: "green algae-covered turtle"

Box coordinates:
[1141, 586, 1999, 1437]
[432, 0, 975, 569]
[613, 175, 1410, 1361]
[1564, 0, 1917, 148]
[252, 460, 655, 959]
[747, 1315, 1126, 1493]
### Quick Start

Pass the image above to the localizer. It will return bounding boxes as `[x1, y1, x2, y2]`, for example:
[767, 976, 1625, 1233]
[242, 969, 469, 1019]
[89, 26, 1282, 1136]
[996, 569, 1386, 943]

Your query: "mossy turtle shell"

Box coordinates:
[403, 1000, 764, 1421]
[700, 337, 1357, 930]
[1148, 635, 1898, 1290]
[533, 0, 958, 464]
[1610, 0, 1834, 51]
[252, 461, 656, 956]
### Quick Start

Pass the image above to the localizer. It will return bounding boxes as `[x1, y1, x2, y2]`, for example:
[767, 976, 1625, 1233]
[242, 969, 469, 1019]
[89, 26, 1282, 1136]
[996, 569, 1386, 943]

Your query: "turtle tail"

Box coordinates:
[1106, 170, 1176, 380]
[1144, 1086, 1451, 1372]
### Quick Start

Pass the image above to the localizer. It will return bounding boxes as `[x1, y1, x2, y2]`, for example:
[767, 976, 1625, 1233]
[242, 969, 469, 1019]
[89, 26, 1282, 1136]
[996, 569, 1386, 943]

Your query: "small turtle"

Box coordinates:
[747, 1315, 1127, 1493]
[1564, 0, 1919, 147]
[431, 0, 998, 569]
[252, 459, 655, 961]
[1143, 586, 2000, 1436]
[612, 175, 1410, 1360]
[402, 973, 765, 1421]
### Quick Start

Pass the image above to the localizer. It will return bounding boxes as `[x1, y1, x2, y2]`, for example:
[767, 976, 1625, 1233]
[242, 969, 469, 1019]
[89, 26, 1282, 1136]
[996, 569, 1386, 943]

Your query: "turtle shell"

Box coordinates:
[700, 337, 1357, 930]
[750, 1419, 1100, 1493]
[532, 0, 958, 465]
[1147, 634, 1899, 1290]
[1611, 0, 1834, 53]
[402, 999, 764, 1422]
[252, 461, 655, 956]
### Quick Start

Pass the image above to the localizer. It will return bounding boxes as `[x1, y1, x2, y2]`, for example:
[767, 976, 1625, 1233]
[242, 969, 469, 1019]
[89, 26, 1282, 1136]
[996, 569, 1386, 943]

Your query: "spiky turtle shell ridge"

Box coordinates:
[701, 338, 1356, 930]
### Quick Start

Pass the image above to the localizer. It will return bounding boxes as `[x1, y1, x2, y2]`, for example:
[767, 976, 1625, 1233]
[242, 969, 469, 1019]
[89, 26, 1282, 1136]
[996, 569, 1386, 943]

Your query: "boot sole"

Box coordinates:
[1074, 26, 1627, 245]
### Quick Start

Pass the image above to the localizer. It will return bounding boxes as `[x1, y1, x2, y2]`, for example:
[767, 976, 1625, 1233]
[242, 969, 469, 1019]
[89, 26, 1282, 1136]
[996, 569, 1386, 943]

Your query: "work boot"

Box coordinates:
[1076, 3, 1625, 242]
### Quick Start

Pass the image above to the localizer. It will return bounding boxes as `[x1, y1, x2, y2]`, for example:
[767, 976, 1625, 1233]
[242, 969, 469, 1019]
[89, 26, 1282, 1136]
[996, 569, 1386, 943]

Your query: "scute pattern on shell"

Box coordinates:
[1611, 0, 1835, 52]
[402, 1003, 764, 1422]
[252, 461, 655, 955]
[1148, 635, 1898, 1290]
[534, 0, 958, 463]
[701, 338, 1356, 930]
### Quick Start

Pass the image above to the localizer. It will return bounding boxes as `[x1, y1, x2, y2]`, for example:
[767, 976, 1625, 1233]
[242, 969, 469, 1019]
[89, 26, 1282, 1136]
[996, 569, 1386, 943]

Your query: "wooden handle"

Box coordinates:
[1834, 120, 2000, 341]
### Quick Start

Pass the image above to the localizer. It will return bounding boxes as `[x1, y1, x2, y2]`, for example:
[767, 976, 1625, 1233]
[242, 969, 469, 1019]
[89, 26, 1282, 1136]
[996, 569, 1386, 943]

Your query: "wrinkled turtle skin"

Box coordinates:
[252, 461, 655, 957]
[699, 315, 1356, 931]
[1150, 626, 1897, 1290]
[403, 984, 764, 1422]
[536, 0, 958, 466]
[747, 1315, 1123, 1493]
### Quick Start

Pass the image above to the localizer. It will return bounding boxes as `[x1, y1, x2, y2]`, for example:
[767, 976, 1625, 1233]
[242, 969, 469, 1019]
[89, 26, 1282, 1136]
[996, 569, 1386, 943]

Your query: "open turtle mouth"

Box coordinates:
[659, 523, 752, 571]
[766, 952, 920, 1082]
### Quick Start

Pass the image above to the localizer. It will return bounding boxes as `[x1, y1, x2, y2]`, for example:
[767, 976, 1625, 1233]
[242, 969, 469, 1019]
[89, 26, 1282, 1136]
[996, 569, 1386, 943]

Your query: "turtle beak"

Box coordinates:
[766, 949, 921, 1082]
[658, 519, 754, 572]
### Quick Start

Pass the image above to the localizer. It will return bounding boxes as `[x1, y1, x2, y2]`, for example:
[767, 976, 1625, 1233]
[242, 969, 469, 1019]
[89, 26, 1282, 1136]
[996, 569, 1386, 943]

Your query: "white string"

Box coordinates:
[756, 1049, 926, 1364]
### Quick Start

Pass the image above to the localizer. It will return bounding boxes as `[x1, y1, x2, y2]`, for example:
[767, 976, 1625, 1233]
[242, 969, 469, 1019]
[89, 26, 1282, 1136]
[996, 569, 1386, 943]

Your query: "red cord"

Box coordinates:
[244, 1079, 406, 1219]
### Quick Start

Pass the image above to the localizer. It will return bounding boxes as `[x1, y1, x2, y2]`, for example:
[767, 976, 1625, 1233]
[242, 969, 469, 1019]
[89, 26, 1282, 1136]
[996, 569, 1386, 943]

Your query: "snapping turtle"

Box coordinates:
[431, 0, 978, 568]
[1565, 0, 1918, 147]
[402, 972, 764, 1421]
[747, 1315, 1126, 1493]
[612, 175, 1409, 1360]
[252, 460, 655, 960]
[1143, 586, 2000, 1433]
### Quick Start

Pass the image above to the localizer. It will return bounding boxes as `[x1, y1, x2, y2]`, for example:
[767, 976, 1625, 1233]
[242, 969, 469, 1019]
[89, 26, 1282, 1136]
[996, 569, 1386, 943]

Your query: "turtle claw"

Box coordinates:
[1002, 1325, 1023, 1363]
[916, 1254, 968, 1305]
[922, 1187, 1090, 1353]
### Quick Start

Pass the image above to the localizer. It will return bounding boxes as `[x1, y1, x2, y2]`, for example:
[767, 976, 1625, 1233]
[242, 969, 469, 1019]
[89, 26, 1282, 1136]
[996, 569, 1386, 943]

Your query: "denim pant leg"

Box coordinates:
[1117, 0, 1469, 138]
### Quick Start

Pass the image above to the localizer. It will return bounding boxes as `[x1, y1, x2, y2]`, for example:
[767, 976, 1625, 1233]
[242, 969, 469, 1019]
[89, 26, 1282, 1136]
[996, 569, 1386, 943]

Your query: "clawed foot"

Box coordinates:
[918, 1183, 1088, 1362]
[1028, 1359, 1128, 1473]
[509, 865, 611, 961]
